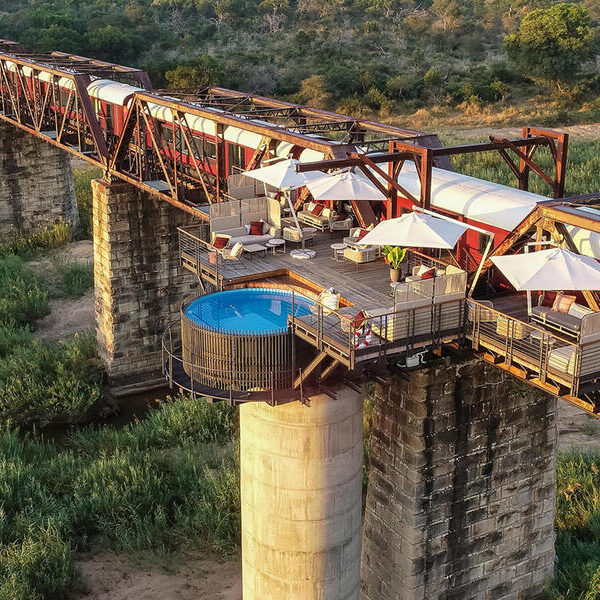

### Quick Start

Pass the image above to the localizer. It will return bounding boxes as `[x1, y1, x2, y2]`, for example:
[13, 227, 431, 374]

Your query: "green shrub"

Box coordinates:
[0, 222, 71, 260]
[0, 395, 239, 599]
[56, 261, 94, 298]
[0, 257, 49, 326]
[0, 333, 104, 427]
[73, 168, 101, 239]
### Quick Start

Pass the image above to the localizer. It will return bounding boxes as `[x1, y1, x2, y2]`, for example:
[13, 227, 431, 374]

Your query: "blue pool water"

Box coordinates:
[184, 288, 313, 334]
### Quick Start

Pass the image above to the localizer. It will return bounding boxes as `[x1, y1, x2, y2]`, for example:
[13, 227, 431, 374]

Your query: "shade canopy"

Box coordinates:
[306, 170, 387, 202]
[358, 211, 468, 249]
[490, 247, 600, 291]
[244, 158, 324, 190]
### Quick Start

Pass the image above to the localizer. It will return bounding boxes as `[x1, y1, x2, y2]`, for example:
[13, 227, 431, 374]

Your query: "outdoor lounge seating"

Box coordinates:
[368, 267, 468, 343]
[209, 198, 281, 248]
[298, 202, 337, 230]
[283, 226, 316, 245]
[344, 246, 377, 263]
[530, 295, 595, 339]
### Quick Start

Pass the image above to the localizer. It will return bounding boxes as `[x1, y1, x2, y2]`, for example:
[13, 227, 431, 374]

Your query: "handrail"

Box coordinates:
[467, 298, 582, 395]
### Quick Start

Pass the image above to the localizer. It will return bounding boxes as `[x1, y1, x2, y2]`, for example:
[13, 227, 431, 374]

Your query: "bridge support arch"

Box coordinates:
[361, 357, 557, 600]
[0, 120, 78, 235]
[92, 178, 197, 388]
[240, 388, 364, 600]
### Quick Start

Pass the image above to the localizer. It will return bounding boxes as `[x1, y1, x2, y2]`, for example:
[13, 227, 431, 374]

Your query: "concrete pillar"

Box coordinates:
[0, 120, 78, 234]
[240, 388, 364, 599]
[361, 357, 557, 600]
[92, 179, 197, 387]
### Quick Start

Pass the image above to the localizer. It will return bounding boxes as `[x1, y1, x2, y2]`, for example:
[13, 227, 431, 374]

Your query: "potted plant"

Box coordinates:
[383, 246, 407, 282]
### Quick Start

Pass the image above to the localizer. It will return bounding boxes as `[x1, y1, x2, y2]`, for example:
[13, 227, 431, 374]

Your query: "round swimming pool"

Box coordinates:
[183, 288, 313, 334]
[180, 288, 314, 392]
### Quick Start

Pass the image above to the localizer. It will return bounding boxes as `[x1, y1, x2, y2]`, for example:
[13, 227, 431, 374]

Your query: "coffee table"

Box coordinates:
[244, 244, 267, 260]
[290, 249, 316, 260]
[266, 238, 286, 254]
[331, 242, 347, 262]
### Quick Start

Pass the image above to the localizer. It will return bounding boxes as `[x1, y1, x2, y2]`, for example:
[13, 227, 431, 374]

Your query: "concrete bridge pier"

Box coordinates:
[0, 120, 78, 235]
[92, 179, 197, 388]
[361, 357, 557, 600]
[240, 388, 364, 599]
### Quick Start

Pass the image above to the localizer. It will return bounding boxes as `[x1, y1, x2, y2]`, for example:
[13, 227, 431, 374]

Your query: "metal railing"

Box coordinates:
[290, 294, 467, 369]
[178, 224, 222, 288]
[468, 299, 582, 396]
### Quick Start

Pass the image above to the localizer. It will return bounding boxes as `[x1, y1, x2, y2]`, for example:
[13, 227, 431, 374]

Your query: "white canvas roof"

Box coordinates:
[87, 79, 143, 106]
[392, 162, 540, 232]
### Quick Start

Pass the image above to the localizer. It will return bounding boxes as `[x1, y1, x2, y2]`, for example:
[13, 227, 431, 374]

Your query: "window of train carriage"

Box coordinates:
[227, 143, 245, 175]
[205, 140, 217, 161]
[104, 102, 114, 132]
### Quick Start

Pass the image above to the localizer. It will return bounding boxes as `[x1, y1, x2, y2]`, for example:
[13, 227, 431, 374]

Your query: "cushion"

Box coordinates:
[261, 220, 270, 234]
[415, 265, 430, 277]
[212, 235, 230, 249]
[244, 224, 251, 234]
[311, 204, 324, 216]
[357, 229, 369, 241]
[421, 268, 436, 280]
[249, 221, 264, 236]
[229, 241, 244, 258]
[531, 306, 582, 332]
[568, 302, 594, 320]
[552, 293, 577, 314]
[322, 208, 332, 218]
[305, 202, 316, 213]
[541, 291, 556, 308]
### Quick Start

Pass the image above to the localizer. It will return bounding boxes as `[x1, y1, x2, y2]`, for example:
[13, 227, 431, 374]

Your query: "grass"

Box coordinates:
[73, 167, 101, 239]
[0, 395, 239, 600]
[0, 222, 72, 260]
[0, 256, 102, 428]
[53, 261, 94, 298]
[548, 452, 600, 599]
[0, 256, 49, 326]
[450, 138, 600, 198]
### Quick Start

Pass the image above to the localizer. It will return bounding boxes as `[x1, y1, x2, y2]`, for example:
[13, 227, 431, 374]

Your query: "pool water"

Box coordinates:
[184, 288, 313, 334]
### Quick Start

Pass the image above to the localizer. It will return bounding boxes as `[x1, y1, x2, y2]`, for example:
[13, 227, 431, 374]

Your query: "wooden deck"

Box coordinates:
[185, 231, 397, 312]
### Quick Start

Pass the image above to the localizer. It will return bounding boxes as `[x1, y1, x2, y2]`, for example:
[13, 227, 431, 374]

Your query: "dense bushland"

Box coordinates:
[0, 396, 239, 600]
[0, 1, 599, 125]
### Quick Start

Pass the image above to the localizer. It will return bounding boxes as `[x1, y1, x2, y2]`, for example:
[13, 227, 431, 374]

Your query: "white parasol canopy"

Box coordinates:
[306, 170, 387, 202]
[358, 211, 467, 249]
[244, 158, 323, 190]
[490, 247, 600, 291]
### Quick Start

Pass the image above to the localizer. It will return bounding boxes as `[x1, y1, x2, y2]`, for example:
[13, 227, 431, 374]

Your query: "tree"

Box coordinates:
[294, 75, 331, 109]
[504, 3, 597, 90]
[165, 55, 220, 88]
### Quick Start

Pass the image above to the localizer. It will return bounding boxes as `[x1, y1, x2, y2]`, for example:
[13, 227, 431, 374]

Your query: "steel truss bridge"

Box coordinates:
[0, 39, 575, 221]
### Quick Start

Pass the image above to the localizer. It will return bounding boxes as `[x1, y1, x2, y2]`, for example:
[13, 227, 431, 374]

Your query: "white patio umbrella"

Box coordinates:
[243, 158, 323, 190]
[358, 211, 467, 249]
[306, 170, 387, 202]
[490, 247, 600, 291]
[244, 158, 323, 241]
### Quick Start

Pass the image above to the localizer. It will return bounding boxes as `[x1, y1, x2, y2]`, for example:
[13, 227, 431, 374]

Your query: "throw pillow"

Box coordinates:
[357, 229, 368, 241]
[568, 302, 594, 319]
[312, 204, 325, 216]
[552, 293, 576, 314]
[421, 268, 436, 280]
[249, 221, 263, 236]
[540, 291, 556, 307]
[306, 202, 316, 213]
[213, 235, 229, 249]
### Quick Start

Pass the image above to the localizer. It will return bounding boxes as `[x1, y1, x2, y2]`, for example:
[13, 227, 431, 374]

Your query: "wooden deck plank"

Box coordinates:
[195, 232, 395, 311]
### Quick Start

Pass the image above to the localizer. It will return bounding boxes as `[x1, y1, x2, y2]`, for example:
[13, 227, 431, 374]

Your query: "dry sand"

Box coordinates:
[73, 553, 241, 600]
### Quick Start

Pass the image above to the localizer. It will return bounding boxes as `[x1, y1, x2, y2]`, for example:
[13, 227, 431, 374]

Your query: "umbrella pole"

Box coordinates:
[286, 191, 304, 249]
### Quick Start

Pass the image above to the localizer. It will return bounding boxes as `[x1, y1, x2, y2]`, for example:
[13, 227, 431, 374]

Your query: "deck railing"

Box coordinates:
[290, 294, 467, 369]
[468, 299, 583, 396]
[178, 224, 223, 288]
